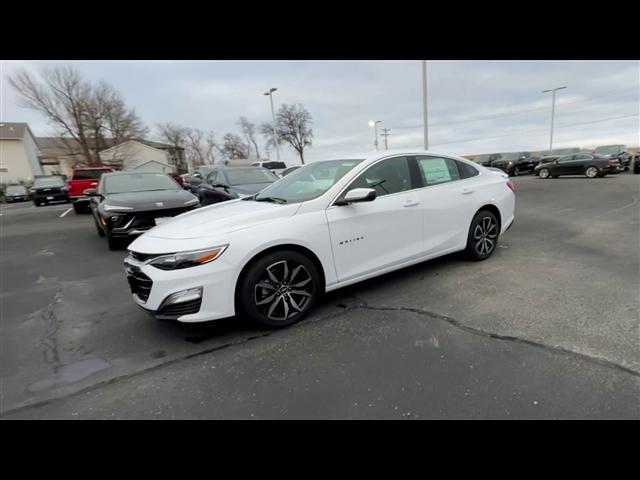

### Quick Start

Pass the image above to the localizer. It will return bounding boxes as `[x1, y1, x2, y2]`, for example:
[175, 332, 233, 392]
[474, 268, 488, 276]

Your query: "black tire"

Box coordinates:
[33, 201, 40, 207]
[94, 218, 105, 237]
[584, 166, 599, 178]
[538, 168, 550, 179]
[552, 175, 559, 179]
[465, 210, 499, 261]
[106, 231, 120, 250]
[237, 250, 321, 328]
[73, 203, 85, 214]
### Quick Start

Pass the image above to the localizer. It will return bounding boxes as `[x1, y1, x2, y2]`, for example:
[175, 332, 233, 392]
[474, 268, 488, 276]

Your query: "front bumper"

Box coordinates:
[124, 254, 237, 322]
[70, 195, 90, 204]
[33, 192, 69, 202]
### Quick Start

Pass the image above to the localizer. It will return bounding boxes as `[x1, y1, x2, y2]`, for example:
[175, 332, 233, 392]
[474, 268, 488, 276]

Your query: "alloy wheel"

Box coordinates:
[473, 216, 497, 256]
[254, 260, 313, 322]
[586, 166, 598, 178]
[539, 168, 550, 179]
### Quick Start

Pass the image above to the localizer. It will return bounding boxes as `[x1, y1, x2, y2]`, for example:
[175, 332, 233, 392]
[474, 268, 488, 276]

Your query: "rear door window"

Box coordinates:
[416, 156, 461, 186]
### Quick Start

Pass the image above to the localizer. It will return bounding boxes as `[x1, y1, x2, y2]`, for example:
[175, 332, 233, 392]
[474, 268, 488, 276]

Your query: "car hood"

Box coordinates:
[104, 189, 197, 212]
[136, 199, 300, 242]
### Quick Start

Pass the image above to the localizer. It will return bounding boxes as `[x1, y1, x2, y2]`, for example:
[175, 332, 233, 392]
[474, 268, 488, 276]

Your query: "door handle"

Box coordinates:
[403, 199, 420, 207]
[461, 188, 474, 195]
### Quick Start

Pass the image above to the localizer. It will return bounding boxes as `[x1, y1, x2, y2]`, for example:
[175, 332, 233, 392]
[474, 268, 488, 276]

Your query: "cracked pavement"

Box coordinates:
[1, 173, 639, 419]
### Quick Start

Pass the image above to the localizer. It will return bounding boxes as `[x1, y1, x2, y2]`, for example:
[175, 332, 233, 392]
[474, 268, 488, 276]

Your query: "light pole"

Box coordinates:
[368, 120, 382, 150]
[542, 86, 567, 155]
[421, 60, 429, 150]
[264, 87, 280, 161]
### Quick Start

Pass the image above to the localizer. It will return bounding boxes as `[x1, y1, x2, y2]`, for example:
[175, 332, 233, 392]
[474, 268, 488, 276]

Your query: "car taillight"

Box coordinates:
[506, 180, 516, 193]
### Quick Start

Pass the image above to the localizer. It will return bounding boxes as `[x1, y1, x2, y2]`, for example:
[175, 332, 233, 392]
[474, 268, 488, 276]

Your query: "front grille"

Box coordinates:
[114, 207, 193, 231]
[130, 251, 162, 262]
[157, 298, 202, 318]
[126, 268, 153, 302]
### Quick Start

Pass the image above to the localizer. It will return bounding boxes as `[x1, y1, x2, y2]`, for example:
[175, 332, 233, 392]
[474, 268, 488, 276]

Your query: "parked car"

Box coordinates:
[250, 160, 287, 176]
[633, 152, 640, 174]
[490, 152, 539, 176]
[534, 153, 620, 179]
[88, 172, 200, 250]
[187, 166, 216, 193]
[4, 184, 30, 202]
[195, 166, 279, 206]
[594, 145, 632, 171]
[30, 176, 70, 206]
[170, 173, 185, 186]
[125, 151, 515, 326]
[67, 166, 113, 214]
[279, 165, 302, 177]
[472, 153, 501, 167]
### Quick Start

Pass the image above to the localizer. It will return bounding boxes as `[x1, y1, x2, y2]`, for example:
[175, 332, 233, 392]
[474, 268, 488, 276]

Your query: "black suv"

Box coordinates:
[30, 176, 69, 206]
[594, 145, 632, 171]
[472, 153, 501, 167]
[490, 152, 540, 176]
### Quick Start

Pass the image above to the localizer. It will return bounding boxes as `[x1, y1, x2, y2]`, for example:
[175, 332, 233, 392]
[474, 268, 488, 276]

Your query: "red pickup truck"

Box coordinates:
[67, 167, 113, 213]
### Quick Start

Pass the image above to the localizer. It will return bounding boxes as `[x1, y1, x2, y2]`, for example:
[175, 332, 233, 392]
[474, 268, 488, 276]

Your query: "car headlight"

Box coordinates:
[184, 197, 199, 206]
[149, 245, 228, 270]
[103, 204, 133, 211]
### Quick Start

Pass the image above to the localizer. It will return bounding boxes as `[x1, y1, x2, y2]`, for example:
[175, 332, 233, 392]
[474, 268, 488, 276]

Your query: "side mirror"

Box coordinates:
[335, 187, 377, 206]
[84, 188, 98, 196]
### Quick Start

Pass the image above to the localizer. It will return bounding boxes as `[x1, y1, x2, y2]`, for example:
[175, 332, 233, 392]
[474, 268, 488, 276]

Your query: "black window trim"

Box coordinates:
[330, 155, 417, 207]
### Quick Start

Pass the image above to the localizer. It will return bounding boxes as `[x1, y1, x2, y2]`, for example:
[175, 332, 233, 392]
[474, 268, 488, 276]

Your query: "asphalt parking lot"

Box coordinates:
[1, 173, 639, 419]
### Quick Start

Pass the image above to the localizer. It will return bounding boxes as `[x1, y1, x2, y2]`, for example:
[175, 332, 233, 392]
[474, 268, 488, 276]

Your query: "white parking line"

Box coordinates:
[59, 207, 73, 218]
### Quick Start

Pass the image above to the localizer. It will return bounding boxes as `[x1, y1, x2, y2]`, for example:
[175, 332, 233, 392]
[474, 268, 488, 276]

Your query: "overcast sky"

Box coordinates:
[1, 60, 638, 164]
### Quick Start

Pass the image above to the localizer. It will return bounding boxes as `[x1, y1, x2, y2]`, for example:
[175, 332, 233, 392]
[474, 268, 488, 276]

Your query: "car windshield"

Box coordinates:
[501, 153, 521, 161]
[7, 185, 27, 194]
[103, 173, 179, 194]
[73, 169, 109, 180]
[33, 177, 65, 188]
[594, 145, 622, 155]
[225, 168, 278, 186]
[255, 159, 363, 204]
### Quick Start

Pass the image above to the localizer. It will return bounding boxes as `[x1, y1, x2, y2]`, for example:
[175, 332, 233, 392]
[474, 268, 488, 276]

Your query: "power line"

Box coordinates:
[394, 86, 638, 130]
[429, 112, 639, 147]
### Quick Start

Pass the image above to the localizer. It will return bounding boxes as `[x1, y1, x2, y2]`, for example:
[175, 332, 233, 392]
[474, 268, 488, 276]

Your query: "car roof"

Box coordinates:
[102, 171, 171, 177]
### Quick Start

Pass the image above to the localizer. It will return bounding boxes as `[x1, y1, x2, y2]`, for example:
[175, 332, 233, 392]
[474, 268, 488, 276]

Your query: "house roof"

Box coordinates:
[0, 122, 29, 139]
[36, 136, 182, 152]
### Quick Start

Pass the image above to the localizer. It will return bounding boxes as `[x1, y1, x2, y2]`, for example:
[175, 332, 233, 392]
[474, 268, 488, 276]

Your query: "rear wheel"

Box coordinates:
[466, 211, 499, 261]
[73, 202, 86, 214]
[538, 168, 550, 179]
[585, 166, 599, 178]
[238, 250, 320, 328]
[512, 166, 520, 177]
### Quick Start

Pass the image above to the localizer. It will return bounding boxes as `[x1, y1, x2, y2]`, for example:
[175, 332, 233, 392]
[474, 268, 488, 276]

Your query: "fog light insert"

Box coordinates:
[163, 287, 203, 307]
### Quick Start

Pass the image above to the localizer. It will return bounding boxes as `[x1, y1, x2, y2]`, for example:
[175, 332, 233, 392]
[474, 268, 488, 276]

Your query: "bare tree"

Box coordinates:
[237, 117, 260, 159]
[185, 128, 206, 167]
[156, 122, 188, 172]
[260, 104, 313, 164]
[205, 131, 218, 164]
[220, 133, 249, 160]
[9, 66, 147, 166]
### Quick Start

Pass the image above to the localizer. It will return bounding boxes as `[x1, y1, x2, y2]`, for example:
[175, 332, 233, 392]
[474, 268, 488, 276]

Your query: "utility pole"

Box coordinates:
[542, 86, 567, 155]
[368, 120, 382, 150]
[380, 128, 390, 150]
[421, 60, 429, 150]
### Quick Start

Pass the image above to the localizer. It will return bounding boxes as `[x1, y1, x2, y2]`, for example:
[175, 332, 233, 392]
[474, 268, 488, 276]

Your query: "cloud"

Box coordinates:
[1, 60, 638, 164]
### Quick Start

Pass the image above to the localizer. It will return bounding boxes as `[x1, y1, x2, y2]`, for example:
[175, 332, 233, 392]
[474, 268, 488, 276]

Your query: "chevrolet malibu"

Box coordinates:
[125, 151, 515, 327]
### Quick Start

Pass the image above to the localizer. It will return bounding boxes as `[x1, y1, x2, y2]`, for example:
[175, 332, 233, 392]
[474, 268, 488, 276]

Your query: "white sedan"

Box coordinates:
[125, 151, 515, 327]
